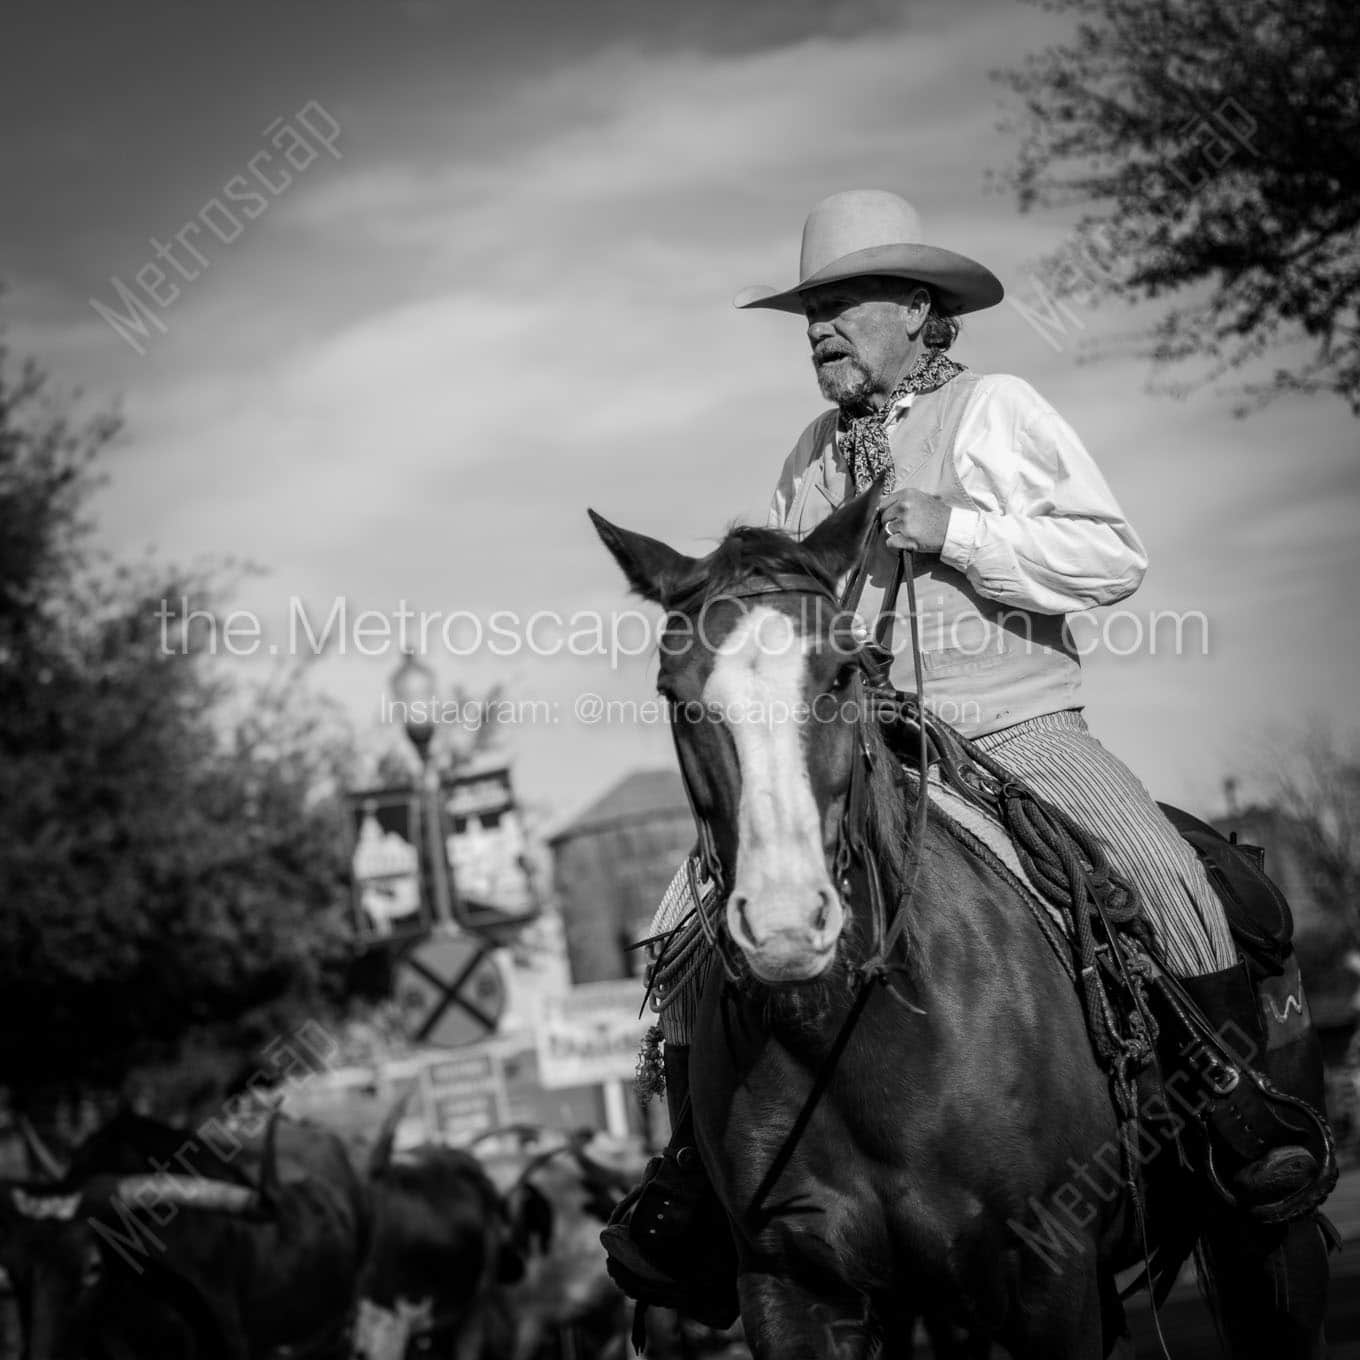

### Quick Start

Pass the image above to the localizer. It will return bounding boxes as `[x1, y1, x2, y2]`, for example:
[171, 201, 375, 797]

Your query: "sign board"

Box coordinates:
[395, 934, 507, 1048]
[348, 789, 429, 939]
[535, 979, 651, 1091]
[347, 763, 540, 942]
[417, 1048, 509, 1144]
[443, 765, 539, 926]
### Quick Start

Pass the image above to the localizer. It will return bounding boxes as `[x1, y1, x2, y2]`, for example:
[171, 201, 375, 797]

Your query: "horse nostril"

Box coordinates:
[731, 894, 755, 945]
[814, 889, 832, 933]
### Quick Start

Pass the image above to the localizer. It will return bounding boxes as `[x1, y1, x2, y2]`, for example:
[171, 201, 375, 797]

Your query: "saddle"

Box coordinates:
[875, 697, 1296, 979]
[1155, 803, 1294, 979]
[877, 693, 1336, 1217]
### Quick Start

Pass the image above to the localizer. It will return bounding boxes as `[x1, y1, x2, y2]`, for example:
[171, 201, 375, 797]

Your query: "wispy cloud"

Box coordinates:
[4, 0, 1356, 821]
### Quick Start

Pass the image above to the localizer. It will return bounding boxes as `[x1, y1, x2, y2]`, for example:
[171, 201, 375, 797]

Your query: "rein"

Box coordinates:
[838, 526, 930, 996]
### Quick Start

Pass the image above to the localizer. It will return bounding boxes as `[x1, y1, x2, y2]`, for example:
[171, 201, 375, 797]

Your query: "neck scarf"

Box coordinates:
[839, 349, 967, 493]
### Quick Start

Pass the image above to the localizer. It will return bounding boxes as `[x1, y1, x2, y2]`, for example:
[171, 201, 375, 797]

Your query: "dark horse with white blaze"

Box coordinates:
[589, 488, 1332, 1360]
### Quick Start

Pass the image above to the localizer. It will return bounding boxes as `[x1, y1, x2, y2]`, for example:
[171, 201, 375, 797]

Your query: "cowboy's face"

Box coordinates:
[803, 277, 930, 411]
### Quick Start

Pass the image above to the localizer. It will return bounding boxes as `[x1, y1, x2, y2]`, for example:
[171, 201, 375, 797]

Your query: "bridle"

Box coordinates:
[662, 523, 931, 1001]
[658, 523, 936, 1235]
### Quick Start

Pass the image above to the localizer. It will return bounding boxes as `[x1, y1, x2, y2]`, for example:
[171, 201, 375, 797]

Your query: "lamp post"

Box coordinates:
[390, 651, 456, 930]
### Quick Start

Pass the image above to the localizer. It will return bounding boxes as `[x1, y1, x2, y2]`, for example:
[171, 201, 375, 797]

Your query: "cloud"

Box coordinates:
[6, 3, 1357, 821]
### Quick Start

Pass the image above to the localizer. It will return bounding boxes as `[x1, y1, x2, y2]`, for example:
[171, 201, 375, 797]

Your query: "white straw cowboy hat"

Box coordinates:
[734, 189, 1004, 317]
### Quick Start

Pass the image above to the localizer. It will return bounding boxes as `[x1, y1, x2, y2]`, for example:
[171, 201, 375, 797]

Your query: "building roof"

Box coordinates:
[547, 768, 689, 844]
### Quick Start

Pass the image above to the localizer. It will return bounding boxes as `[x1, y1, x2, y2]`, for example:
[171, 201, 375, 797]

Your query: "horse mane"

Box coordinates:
[862, 719, 912, 908]
[674, 524, 841, 608]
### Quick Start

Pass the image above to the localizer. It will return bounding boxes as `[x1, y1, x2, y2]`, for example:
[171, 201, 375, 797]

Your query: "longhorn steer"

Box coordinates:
[1, 1108, 367, 1360]
[356, 1101, 521, 1360]
[476, 1127, 642, 1360]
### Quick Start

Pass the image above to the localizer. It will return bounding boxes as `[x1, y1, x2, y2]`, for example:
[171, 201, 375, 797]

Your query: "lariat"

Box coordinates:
[964, 737, 1163, 1277]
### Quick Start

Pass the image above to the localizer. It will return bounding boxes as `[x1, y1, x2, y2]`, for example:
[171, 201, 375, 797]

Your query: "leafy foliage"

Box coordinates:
[0, 336, 368, 1100]
[1266, 724, 1360, 949]
[994, 0, 1360, 412]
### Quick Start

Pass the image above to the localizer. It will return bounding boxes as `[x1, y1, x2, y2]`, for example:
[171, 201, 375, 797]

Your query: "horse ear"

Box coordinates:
[588, 510, 698, 607]
[800, 477, 884, 579]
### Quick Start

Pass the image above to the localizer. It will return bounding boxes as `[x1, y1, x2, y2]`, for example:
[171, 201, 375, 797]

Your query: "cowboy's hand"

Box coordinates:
[880, 488, 950, 553]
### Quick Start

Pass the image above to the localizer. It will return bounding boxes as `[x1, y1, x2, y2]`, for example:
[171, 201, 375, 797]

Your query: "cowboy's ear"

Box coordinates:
[800, 476, 884, 578]
[588, 511, 699, 607]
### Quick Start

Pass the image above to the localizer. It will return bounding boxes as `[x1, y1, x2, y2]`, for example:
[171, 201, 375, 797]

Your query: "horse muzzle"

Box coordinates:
[727, 890, 843, 983]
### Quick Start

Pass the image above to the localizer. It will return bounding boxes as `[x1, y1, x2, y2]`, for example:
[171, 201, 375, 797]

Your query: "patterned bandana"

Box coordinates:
[838, 349, 967, 493]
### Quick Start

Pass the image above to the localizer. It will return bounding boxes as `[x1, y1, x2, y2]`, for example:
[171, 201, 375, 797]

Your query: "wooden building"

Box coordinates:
[548, 769, 692, 984]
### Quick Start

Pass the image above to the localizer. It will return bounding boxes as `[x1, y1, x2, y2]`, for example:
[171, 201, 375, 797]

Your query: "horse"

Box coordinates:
[589, 486, 1333, 1359]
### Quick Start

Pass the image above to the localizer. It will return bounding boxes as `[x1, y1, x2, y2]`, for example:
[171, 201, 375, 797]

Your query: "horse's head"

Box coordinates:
[590, 487, 886, 985]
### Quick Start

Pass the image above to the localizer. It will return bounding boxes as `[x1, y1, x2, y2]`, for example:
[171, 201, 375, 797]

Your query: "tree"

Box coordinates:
[0, 333, 370, 1110]
[994, 0, 1360, 413]
[1264, 724, 1360, 949]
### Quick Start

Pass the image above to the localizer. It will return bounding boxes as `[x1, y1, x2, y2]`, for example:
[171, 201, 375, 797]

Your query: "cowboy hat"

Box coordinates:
[734, 189, 1003, 316]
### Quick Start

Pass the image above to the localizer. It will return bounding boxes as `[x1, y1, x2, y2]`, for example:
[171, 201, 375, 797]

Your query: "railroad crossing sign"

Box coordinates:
[395, 933, 506, 1048]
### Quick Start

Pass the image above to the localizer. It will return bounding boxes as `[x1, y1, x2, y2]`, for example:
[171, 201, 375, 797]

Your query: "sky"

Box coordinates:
[4, 0, 1358, 834]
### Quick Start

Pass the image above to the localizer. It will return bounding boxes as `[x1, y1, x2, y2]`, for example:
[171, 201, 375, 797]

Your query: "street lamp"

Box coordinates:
[390, 650, 456, 929]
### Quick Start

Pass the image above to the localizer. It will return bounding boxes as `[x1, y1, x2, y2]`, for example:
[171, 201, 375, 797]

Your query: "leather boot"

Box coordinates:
[599, 1044, 739, 1329]
[1171, 962, 1331, 1221]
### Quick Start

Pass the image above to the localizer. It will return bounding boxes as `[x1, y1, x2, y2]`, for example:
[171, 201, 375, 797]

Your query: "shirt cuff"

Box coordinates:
[941, 506, 981, 570]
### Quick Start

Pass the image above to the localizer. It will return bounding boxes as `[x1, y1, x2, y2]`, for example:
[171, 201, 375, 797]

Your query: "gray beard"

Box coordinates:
[813, 355, 874, 415]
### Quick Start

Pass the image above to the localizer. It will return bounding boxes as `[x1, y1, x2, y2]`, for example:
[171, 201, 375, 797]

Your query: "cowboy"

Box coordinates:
[600, 190, 1325, 1319]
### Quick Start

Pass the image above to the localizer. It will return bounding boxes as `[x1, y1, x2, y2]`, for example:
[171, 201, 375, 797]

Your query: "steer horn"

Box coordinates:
[16, 1114, 69, 1183]
[111, 1175, 260, 1214]
[368, 1092, 412, 1179]
[12, 1176, 260, 1219]
[257, 1109, 283, 1209]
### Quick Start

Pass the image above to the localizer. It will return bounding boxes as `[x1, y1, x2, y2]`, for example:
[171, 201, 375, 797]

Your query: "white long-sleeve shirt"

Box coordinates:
[767, 373, 1148, 617]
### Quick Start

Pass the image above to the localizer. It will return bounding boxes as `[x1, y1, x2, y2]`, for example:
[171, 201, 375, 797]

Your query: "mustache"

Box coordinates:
[813, 343, 857, 365]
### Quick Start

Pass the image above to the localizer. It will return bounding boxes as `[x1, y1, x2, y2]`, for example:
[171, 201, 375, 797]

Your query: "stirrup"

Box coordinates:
[1198, 1074, 1338, 1224]
[1178, 1035, 1338, 1224]
[598, 1149, 739, 1330]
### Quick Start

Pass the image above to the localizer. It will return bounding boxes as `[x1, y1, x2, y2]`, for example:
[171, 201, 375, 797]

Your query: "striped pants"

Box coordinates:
[971, 708, 1236, 976]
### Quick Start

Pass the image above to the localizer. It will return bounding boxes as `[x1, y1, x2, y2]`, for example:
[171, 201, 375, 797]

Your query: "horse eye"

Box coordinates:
[831, 661, 858, 691]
